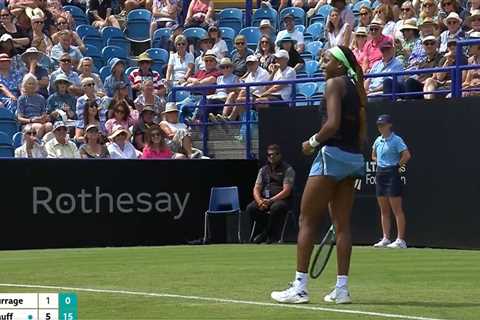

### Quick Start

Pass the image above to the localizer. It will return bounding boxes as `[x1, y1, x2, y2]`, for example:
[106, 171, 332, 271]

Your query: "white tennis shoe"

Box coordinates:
[271, 283, 309, 304]
[387, 239, 407, 249]
[373, 238, 392, 248]
[324, 286, 352, 304]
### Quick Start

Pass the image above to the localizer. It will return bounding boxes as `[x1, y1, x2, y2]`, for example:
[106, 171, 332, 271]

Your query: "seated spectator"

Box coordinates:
[226, 55, 270, 121]
[28, 9, 52, 55]
[50, 30, 83, 68]
[467, 10, 480, 35]
[408, 17, 439, 66]
[440, 12, 465, 53]
[75, 99, 106, 143]
[259, 19, 275, 40]
[46, 74, 77, 123]
[194, 34, 214, 72]
[438, 0, 467, 30]
[29, 0, 57, 35]
[123, 0, 154, 12]
[357, 5, 373, 28]
[165, 35, 195, 85]
[255, 35, 275, 71]
[246, 144, 295, 244]
[79, 124, 110, 158]
[78, 57, 105, 97]
[105, 101, 136, 134]
[278, 36, 305, 72]
[325, 8, 352, 49]
[206, 57, 239, 121]
[141, 124, 184, 159]
[133, 106, 156, 150]
[14, 123, 48, 158]
[365, 39, 404, 96]
[417, 0, 439, 26]
[395, 1, 416, 42]
[104, 81, 137, 118]
[0, 9, 30, 53]
[129, 52, 163, 95]
[16, 73, 52, 138]
[0, 33, 27, 74]
[166, 24, 184, 53]
[49, 53, 82, 96]
[461, 32, 480, 96]
[104, 58, 132, 98]
[75, 78, 106, 142]
[256, 50, 296, 107]
[134, 79, 165, 121]
[0, 53, 23, 112]
[45, 121, 81, 158]
[374, 4, 396, 38]
[51, 16, 86, 54]
[207, 24, 228, 59]
[88, 0, 120, 29]
[276, 14, 305, 53]
[398, 18, 420, 64]
[107, 125, 140, 159]
[184, 0, 215, 29]
[424, 36, 467, 99]
[231, 35, 254, 77]
[351, 27, 369, 72]
[308, 0, 355, 28]
[149, 0, 177, 39]
[364, 17, 392, 72]
[21, 47, 49, 98]
[160, 102, 201, 158]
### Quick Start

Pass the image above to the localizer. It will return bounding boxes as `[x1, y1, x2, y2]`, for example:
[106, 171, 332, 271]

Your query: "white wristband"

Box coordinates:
[309, 134, 320, 148]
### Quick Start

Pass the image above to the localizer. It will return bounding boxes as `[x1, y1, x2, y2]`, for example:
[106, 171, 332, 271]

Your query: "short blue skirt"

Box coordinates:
[309, 146, 365, 181]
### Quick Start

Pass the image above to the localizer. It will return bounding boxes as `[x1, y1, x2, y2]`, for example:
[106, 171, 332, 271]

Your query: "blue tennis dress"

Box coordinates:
[309, 145, 365, 181]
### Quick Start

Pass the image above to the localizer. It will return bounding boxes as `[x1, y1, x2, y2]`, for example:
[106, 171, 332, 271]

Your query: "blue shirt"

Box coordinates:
[46, 92, 78, 120]
[373, 133, 408, 168]
[16, 94, 47, 119]
[368, 57, 404, 91]
[75, 95, 107, 131]
[50, 44, 83, 66]
[408, 40, 426, 67]
[49, 69, 81, 94]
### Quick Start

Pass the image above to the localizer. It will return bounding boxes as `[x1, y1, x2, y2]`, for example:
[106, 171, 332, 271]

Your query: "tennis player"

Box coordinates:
[271, 46, 367, 305]
[372, 114, 411, 249]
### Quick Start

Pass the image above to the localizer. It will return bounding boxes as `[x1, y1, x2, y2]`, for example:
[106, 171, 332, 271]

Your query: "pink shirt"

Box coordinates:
[105, 117, 136, 134]
[364, 34, 392, 71]
[353, 46, 368, 70]
[141, 145, 173, 159]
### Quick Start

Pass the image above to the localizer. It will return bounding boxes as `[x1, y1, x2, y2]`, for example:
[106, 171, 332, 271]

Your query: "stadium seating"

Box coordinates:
[102, 46, 128, 65]
[310, 4, 333, 25]
[203, 186, 241, 243]
[306, 23, 325, 41]
[99, 66, 110, 82]
[77, 25, 104, 50]
[85, 44, 105, 70]
[0, 131, 13, 157]
[239, 27, 261, 50]
[220, 27, 236, 53]
[63, 5, 89, 27]
[252, 7, 277, 28]
[152, 28, 172, 48]
[12, 132, 22, 149]
[306, 41, 323, 59]
[0, 108, 17, 140]
[300, 50, 313, 61]
[295, 25, 305, 33]
[304, 60, 321, 77]
[167, 90, 191, 102]
[124, 9, 152, 42]
[279, 7, 305, 27]
[218, 8, 244, 35]
[146, 48, 169, 73]
[124, 66, 136, 78]
[353, 0, 371, 14]
[183, 28, 208, 43]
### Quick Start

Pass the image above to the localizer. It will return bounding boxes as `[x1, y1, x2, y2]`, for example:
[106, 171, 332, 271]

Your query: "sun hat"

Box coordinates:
[85, 124, 100, 133]
[400, 18, 419, 31]
[53, 121, 67, 131]
[219, 57, 234, 66]
[137, 52, 153, 63]
[108, 125, 131, 140]
[21, 47, 48, 64]
[0, 53, 11, 62]
[274, 49, 290, 60]
[443, 12, 462, 25]
[54, 74, 72, 86]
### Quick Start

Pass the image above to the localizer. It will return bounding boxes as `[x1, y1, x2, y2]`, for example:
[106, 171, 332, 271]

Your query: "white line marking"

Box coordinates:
[0, 283, 446, 320]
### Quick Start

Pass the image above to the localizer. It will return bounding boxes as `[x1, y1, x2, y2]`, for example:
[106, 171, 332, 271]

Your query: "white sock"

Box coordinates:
[293, 271, 308, 291]
[336, 275, 348, 288]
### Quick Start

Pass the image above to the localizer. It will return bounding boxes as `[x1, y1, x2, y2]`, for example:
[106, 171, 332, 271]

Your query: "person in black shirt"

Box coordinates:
[278, 36, 304, 72]
[88, 0, 121, 29]
[246, 144, 295, 244]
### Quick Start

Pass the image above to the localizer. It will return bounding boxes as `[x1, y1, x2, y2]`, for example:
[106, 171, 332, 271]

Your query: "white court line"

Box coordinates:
[0, 283, 446, 320]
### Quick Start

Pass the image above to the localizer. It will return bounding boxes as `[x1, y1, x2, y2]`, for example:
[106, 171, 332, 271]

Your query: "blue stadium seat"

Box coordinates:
[300, 50, 313, 61]
[220, 27, 236, 53]
[0, 108, 14, 120]
[306, 23, 325, 41]
[76, 24, 97, 39]
[304, 60, 320, 77]
[124, 66, 136, 78]
[252, 7, 277, 28]
[306, 41, 323, 59]
[168, 90, 191, 102]
[85, 44, 105, 70]
[218, 8, 243, 35]
[203, 186, 241, 243]
[146, 48, 169, 65]
[295, 25, 305, 33]
[295, 92, 309, 107]
[310, 4, 333, 25]
[303, 32, 314, 44]
[101, 26, 124, 41]
[0, 120, 17, 140]
[280, 7, 305, 27]
[12, 132, 22, 149]
[239, 27, 261, 50]
[77, 25, 104, 50]
[297, 82, 317, 97]
[371, 0, 381, 9]
[152, 28, 172, 48]
[0, 131, 11, 145]
[102, 45, 128, 64]
[124, 9, 152, 42]
[63, 5, 89, 27]
[99, 66, 110, 82]
[106, 38, 131, 56]
[183, 27, 208, 42]
[353, 0, 370, 14]
[0, 146, 14, 157]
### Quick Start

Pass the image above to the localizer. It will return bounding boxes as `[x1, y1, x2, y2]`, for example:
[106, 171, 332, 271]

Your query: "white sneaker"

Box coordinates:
[324, 286, 352, 304]
[387, 239, 407, 249]
[271, 283, 309, 304]
[373, 238, 391, 248]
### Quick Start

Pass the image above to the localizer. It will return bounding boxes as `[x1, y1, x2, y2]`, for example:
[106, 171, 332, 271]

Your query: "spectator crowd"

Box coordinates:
[0, 0, 479, 158]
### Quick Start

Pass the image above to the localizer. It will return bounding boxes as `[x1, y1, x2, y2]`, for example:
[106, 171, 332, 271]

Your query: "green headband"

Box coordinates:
[328, 46, 358, 82]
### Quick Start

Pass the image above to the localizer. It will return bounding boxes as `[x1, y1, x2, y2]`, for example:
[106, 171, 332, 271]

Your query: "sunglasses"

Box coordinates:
[267, 152, 279, 157]
[57, 21, 68, 25]
[176, 43, 187, 46]
[151, 132, 162, 137]
[260, 40, 269, 44]
[401, 7, 411, 11]
[0, 14, 10, 17]
[219, 65, 231, 69]
[83, 83, 95, 87]
[424, 41, 436, 46]
[60, 59, 71, 63]
[115, 109, 126, 114]
[25, 131, 37, 136]
[359, 12, 368, 16]
[370, 27, 380, 32]
[34, 21, 44, 24]
[423, 3, 434, 7]
[447, 20, 459, 25]
[235, 41, 245, 45]
[205, 59, 216, 63]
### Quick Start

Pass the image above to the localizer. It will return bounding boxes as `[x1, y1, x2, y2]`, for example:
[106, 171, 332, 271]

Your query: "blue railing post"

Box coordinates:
[246, 0, 253, 27]
[182, 0, 189, 24]
[245, 85, 252, 159]
[391, 74, 397, 101]
[453, 41, 463, 98]
[290, 83, 297, 108]
[200, 95, 209, 157]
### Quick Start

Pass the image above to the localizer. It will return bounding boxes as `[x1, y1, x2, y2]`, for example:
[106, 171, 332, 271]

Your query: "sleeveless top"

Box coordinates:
[322, 75, 362, 154]
[192, 0, 209, 14]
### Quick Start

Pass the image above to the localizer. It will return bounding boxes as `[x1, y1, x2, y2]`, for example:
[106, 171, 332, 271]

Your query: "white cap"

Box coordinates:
[246, 55, 259, 62]
[0, 34, 13, 42]
[259, 19, 272, 28]
[444, 12, 462, 25]
[274, 49, 290, 60]
[421, 35, 437, 43]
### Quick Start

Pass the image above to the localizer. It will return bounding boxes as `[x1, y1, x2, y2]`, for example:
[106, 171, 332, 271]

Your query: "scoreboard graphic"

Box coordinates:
[0, 293, 77, 320]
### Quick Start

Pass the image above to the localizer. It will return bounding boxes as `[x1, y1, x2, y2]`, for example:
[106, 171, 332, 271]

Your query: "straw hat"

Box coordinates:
[137, 52, 153, 63]
[354, 26, 368, 36]
[21, 47, 48, 64]
[400, 18, 419, 31]
[25, 7, 44, 21]
[219, 57, 234, 66]
[162, 102, 179, 114]
[259, 19, 273, 29]
[369, 16, 385, 27]
[108, 125, 131, 140]
[467, 9, 480, 23]
[443, 12, 462, 25]
[0, 53, 11, 62]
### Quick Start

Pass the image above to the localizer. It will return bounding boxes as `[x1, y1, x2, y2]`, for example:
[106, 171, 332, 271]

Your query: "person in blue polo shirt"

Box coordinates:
[372, 114, 411, 249]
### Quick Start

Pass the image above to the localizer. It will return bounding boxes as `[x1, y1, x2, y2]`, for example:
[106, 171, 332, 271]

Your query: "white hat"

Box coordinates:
[162, 102, 179, 114]
[26, 7, 44, 21]
[108, 125, 131, 140]
[259, 19, 273, 28]
[443, 12, 462, 25]
[203, 49, 218, 62]
[354, 26, 368, 36]
[422, 35, 437, 43]
[219, 57, 234, 66]
[470, 31, 480, 38]
[274, 49, 290, 60]
[0, 34, 13, 42]
[467, 9, 480, 22]
[21, 47, 48, 64]
[369, 16, 385, 27]
[246, 55, 258, 63]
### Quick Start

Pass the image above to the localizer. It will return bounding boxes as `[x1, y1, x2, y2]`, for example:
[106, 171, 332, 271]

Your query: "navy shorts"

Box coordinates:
[376, 166, 403, 197]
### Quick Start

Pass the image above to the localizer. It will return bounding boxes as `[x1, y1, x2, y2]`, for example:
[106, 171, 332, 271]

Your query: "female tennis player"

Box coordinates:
[271, 46, 367, 305]
[372, 114, 411, 249]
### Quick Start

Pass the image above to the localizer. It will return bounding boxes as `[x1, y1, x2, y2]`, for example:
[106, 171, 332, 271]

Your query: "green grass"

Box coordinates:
[0, 245, 479, 320]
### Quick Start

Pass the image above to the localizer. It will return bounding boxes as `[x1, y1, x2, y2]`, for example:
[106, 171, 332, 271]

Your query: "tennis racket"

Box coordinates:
[309, 225, 336, 279]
